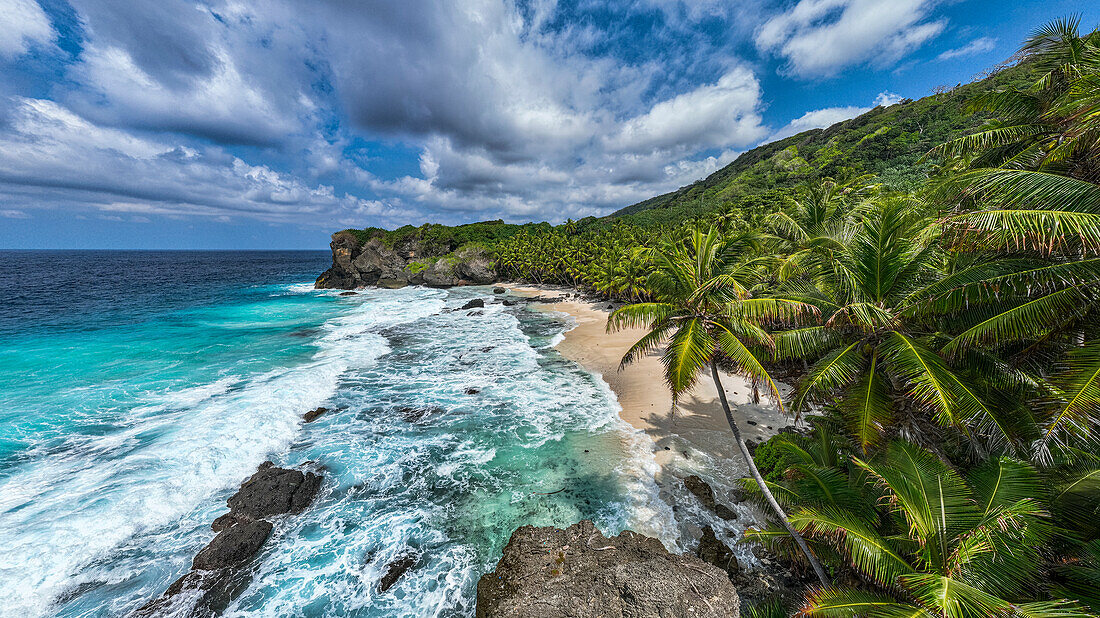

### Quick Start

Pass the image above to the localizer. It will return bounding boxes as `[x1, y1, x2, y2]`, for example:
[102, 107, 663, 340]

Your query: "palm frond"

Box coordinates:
[798, 587, 929, 618]
[607, 302, 677, 331]
[790, 505, 915, 587]
[1040, 342, 1100, 449]
[842, 355, 893, 455]
[661, 317, 714, 397]
[792, 341, 867, 414]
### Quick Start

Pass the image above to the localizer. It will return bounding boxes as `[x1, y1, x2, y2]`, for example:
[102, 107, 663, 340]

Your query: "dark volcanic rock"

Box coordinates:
[225, 462, 322, 523]
[696, 526, 740, 580]
[465, 387, 480, 395]
[684, 475, 737, 520]
[461, 298, 485, 310]
[303, 407, 328, 423]
[502, 299, 516, 306]
[493, 287, 506, 294]
[475, 520, 738, 618]
[338, 291, 357, 296]
[378, 554, 417, 593]
[193, 520, 273, 571]
[137, 462, 323, 616]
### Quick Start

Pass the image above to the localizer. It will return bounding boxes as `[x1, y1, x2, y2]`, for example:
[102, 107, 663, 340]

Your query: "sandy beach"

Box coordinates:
[509, 285, 801, 478]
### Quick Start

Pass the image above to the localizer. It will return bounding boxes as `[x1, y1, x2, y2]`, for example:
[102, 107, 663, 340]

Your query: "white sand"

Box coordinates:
[509, 285, 800, 476]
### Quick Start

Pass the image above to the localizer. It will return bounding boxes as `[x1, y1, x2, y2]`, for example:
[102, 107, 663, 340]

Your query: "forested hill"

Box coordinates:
[609, 61, 1036, 226]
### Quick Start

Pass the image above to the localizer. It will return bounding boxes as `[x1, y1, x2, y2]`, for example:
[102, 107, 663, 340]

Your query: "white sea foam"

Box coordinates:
[0, 291, 409, 616]
[2, 285, 691, 616]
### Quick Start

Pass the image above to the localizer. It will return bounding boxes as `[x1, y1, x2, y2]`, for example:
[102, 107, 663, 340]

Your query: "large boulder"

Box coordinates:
[696, 526, 740, 580]
[136, 463, 322, 616]
[684, 474, 737, 520]
[476, 520, 738, 618]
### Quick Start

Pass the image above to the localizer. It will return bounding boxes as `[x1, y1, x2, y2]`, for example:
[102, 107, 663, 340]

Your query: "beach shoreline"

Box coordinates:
[507, 284, 802, 481]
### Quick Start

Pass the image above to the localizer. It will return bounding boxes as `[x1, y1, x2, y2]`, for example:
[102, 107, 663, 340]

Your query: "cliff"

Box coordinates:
[315, 230, 497, 289]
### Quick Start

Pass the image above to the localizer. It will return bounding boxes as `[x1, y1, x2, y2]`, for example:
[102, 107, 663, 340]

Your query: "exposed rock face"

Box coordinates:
[378, 554, 418, 593]
[135, 462, 322, 616]
[303, 407, 327, 422]
[475, 520, 739, 618]
[696, 526, 740, 580]
[684, 474, 738, 520]
[461, 298, 485, 310]
[315, 231, 498, 290]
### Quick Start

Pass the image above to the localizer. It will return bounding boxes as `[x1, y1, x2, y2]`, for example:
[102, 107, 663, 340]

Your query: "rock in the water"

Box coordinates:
[192, 520, 273, 571]
[461, 298, 485, 310]
[398, 405, 444, 424]
[303, 407, 328, 423]
[139, 462, 324, 616]
[224, 463, 323, 523]
[696, 526, 740, 580]
[684, 475, 737, 520]
[502, 299, 516, 306]
[378, 554, 417, 593]
[338, 291, 357, 296]
[493, 287, 506, 294]
[476, 520, 738, 618]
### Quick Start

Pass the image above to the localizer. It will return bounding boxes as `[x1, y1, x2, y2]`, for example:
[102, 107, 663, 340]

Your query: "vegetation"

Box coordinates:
[330, 17, 1100, 616]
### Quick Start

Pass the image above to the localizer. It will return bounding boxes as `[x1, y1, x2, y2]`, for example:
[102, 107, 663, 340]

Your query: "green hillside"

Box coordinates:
[610, 61, 1036, 226]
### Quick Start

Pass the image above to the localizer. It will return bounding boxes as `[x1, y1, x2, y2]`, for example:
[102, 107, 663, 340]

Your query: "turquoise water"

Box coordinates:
[0, 251, 674, 617]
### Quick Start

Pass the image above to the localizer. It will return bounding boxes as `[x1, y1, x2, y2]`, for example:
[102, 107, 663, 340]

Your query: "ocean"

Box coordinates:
[0, 251, 679, 617]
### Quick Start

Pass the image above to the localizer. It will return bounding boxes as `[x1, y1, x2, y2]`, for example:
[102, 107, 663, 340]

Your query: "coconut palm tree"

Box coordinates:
[608, 227, 831, 586]
[750, 439, 1090, 617]
[765, 174, 878, 282]
[773, 196, 1039, 457]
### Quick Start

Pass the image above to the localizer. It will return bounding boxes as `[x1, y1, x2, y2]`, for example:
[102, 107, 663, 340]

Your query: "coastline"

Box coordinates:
[508, 284, 801, 479]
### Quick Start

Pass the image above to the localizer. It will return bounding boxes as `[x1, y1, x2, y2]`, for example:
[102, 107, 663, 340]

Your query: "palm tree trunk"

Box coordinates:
[710, 360, 830, 587]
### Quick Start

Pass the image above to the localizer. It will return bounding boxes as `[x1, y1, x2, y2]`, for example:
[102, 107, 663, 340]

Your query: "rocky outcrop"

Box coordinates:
[475, 520, 739, 618]
[684, 474, 738, 520]
[315, 231, 498, 290]
[697, 526, 740, 580]
[135, 462, 322, 617]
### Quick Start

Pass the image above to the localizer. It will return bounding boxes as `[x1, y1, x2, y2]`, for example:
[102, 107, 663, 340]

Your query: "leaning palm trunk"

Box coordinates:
[710, 361, 830, 587]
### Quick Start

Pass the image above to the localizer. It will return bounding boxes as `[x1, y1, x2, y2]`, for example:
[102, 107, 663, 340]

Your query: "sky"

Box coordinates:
[0, 0, 1097, 249]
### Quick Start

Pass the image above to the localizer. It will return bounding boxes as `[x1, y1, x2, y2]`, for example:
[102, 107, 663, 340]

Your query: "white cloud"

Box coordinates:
[756, 0, 944, 77]
[0, 98, 409, 226]
[937, 36, 996, 61]
[0, 208, 30, 218]
[770, 91, 902, 141]
[607, 67, 767, 152]
[0, 0, 53, 59]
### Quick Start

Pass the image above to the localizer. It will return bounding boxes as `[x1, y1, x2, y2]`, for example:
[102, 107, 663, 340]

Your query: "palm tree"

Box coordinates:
[765, 174, 878, 282]
[749, 438, 1089, 617]
[608, 227, 831, 586]
[773, 197, 1036, 456]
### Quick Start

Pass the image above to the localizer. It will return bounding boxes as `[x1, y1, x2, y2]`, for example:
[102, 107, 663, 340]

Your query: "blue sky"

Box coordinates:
[0, 0, 1096, 249]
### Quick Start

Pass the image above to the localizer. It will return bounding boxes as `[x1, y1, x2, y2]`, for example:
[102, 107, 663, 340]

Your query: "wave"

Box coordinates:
[0, 289, 428, 616]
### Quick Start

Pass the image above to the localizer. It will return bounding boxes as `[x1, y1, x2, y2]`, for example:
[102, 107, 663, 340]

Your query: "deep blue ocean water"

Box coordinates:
[0, 251, 676, 617]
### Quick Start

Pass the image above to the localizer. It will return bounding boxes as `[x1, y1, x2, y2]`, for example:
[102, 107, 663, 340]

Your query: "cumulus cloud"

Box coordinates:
[770, 91, 902, 141]
[0, 97, 407, 226]
[0, 0, 958, 233]
[937, 36, 996, 61]
[607, 67, 766, 153]
[0, 0, 54, 58]
[756, 0, 944, 77]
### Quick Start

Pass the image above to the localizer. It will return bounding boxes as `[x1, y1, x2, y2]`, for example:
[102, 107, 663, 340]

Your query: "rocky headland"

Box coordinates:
[315, 230, 497, 289]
